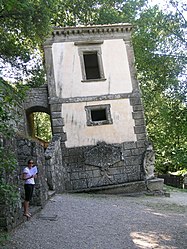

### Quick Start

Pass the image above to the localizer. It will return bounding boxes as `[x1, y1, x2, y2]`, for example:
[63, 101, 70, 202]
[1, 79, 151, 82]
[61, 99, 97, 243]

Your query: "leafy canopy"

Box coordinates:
[0, 0, 186, 175]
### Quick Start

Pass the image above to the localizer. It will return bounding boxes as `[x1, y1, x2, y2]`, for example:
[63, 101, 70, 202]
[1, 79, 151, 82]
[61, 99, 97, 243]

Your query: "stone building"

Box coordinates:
[24, 24, 163, 193]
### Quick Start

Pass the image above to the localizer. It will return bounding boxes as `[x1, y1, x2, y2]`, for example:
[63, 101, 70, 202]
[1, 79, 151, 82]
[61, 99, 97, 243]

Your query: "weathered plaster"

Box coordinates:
[62, 99, 136, 148]
[52, 39, 132, 98]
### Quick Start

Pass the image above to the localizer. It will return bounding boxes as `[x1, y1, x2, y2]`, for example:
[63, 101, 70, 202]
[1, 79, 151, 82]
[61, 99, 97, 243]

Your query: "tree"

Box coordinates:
[34, 112, 52, 142]
[1, 0, 186, 176]
[0, 0, 58, 203]
[132, 1, 187, 172]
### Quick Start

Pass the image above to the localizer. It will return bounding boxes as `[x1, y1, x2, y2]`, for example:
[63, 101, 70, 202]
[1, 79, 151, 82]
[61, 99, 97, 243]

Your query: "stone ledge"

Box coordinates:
[68, 181, 147, 194]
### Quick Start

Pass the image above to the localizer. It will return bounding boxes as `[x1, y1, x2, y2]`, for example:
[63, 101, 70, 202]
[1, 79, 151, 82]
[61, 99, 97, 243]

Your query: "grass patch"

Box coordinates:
[163, 184, 187, 193]
[146, 202, 187, 214]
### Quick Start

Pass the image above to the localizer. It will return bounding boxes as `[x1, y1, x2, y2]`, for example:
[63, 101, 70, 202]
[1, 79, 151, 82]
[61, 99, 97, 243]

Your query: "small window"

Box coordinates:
[83, 52, 100, 80]
[77, 45, 105, 82]
[91, 109, 107, 121]
[85, 104, 113, 126]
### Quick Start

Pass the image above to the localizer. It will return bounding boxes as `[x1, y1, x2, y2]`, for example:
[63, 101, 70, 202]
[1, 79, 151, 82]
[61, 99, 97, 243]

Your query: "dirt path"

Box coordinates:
[3, 190, 187, 249]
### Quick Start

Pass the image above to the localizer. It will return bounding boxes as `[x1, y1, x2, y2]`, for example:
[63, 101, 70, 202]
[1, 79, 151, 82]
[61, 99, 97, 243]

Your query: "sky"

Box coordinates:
[148, 0, 187, 18]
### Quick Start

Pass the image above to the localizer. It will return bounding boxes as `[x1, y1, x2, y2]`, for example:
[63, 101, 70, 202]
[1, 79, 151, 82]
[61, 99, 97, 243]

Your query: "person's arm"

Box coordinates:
[22, 173, 33, 180]
[33, 174, 37, 179]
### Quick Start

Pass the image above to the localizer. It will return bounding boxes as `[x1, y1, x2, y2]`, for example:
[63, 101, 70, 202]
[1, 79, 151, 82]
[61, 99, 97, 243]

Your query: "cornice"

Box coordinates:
[44, 23, 133, 45]
[52, 23, 132, 37]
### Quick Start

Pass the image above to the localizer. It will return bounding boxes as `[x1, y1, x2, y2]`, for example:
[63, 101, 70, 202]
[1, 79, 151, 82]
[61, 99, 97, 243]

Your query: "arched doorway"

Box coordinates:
[26, 106, 52, 149]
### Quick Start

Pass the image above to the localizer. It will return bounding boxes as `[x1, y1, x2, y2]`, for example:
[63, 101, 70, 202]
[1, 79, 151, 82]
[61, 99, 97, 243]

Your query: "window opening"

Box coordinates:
[77, 45, 105, 82]
[91, 109, 107, 121]
[33, 112, 52, 142]
[27, 111, 52, 149]
[83, 52, 100, 79]
[85, 104, 113, 126]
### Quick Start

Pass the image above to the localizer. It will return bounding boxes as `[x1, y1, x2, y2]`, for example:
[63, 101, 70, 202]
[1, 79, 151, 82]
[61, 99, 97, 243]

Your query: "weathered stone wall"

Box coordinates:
[24, 84, 49, 114]
[45, 135, 66, 193]
[62, 141, 146, 191]
[0, 137, 23, 231]
[0, 136, 49, 231]
[16, 137, 49, 206]
[0, 191, 23, 232]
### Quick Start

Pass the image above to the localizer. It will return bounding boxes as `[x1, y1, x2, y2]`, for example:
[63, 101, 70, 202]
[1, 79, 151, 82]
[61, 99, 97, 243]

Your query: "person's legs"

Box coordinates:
[24, 184, 34, 217]
[23, 200, 29, 215]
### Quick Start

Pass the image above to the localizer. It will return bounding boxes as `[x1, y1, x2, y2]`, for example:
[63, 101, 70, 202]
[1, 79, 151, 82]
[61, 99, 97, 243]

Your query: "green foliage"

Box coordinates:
[0, 79, 27, 204]
[0, 231, 10, 246]
[143, 92, 187, 173]
[0, 0, 186, 176]
[0, 0, 58, 85]
[132, 1, 187, 172]
[0, 0, 56, 63]
[0, 78, 28, 136]
[0, 145, 19, 204]
[169, 169, 187, 176]
[34, 112, 52, 141]
[51, 0, 147, 26]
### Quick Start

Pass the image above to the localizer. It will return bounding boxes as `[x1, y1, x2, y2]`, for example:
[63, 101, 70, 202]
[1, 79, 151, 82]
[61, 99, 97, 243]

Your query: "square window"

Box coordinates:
[91, 109, 107, 121]
[85, 104, 113, 126]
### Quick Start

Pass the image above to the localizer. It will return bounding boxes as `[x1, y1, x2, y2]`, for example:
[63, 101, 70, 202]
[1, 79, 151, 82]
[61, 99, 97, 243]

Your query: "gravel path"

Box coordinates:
[3, 191, 187, 249]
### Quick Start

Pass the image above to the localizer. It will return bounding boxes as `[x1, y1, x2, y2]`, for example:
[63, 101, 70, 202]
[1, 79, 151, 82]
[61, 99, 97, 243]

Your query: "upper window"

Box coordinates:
[83, 52, 100, 80]
[85, 104, 113, 126]
[76, 42, 106, 82]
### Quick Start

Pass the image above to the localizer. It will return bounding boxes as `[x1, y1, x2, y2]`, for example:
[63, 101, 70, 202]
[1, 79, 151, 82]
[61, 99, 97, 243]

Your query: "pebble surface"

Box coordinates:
[3, 191, 187, 249]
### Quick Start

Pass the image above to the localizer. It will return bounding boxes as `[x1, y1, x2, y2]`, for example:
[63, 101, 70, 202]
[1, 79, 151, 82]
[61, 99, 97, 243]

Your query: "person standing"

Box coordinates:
[22, 159, 37, 218]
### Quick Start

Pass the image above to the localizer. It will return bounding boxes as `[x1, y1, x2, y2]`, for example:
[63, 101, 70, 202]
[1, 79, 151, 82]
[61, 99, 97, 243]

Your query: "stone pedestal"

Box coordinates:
[146, 178, 164, 191]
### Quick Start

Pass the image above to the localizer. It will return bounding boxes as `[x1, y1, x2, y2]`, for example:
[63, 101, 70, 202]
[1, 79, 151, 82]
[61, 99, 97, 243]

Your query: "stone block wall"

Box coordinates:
[62, 141, 146, 191]
[45, 135, 66, 193]
[0, 193, 23, 232]
[16, 137, 49, 206]
[24, 84, 49, 113]
[0, 135, 50, 231]
[0, 136, 23, 231]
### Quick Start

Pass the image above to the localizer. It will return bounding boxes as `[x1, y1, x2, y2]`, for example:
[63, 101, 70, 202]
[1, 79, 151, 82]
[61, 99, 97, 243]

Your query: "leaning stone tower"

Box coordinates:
[43, 24, 161, 193]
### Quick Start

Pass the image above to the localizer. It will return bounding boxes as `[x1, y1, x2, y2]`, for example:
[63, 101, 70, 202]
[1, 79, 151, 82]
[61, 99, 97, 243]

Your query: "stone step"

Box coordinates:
[48, 190, 56, 198]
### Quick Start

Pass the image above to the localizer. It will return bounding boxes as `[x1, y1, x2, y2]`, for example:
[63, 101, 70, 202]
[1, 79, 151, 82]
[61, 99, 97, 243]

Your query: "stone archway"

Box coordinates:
[23, 84, 52, 146]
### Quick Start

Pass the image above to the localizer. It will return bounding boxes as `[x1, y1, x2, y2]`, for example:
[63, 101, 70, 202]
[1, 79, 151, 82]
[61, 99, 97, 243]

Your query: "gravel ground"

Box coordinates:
[3, 191, 187, 249]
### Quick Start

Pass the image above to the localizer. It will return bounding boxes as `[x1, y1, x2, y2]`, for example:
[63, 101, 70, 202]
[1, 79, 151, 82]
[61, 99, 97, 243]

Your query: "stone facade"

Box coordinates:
[61, 141, 146, 191]
[19, 24, 160, 194]
[41, 24, 149, 192]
